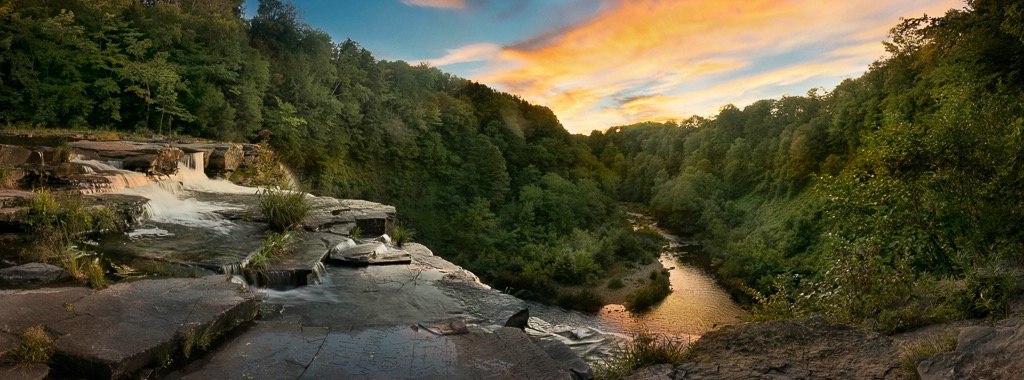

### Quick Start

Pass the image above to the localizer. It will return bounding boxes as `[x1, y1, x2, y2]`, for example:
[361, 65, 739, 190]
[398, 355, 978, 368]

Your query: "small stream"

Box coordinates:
[594, 219, 746, 340]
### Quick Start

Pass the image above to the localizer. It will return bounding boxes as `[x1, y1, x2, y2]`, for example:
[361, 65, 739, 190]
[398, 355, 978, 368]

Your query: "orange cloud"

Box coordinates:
[427, 0, 965, 133]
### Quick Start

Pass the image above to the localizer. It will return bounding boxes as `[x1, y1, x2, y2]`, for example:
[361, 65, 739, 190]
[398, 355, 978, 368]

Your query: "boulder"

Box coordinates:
[917, 323, 1024, 380]
[0, 263, 69, 285]
[303, 196, 396, 236]
[328, 241, 412, 265]
[678, 316, 903, 379]
[0, 144, 32, 166]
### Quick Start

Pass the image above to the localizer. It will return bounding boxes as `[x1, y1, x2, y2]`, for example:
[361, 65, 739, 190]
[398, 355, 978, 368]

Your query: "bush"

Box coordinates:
[557, 289, 606, 312]
[607, 277, 625, 289]
[258, 189, 310, 231]
[593, 329, 689, 379]
[625, 269, 671, 311]
[392, 223, 415, 246]
[3, 325, 55, 365]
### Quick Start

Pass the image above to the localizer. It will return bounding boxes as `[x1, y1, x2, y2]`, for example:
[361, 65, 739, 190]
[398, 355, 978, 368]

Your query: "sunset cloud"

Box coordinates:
[400, 0, 465, 10]
[423, 0, 964, 133]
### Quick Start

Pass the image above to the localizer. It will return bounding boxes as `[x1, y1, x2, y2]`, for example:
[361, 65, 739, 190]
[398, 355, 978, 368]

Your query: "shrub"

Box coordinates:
[557, 289, 606, 312]
[0, 165, 15, 189]
[593, 329, 690, 380]
[85, 258, 109, 289]
[258, 188, 310, 231]
[625, 269, 671, 311]
[607, 277, 625, 289]
[55, 142, 72, 163]
[3, 325, 55, 365]
[392, 223, 415, 246]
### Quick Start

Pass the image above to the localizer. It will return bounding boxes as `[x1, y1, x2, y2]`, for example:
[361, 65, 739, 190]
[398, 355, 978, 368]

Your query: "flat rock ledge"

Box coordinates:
[626, 316, 904, 380]
[0, 276, 259, 379]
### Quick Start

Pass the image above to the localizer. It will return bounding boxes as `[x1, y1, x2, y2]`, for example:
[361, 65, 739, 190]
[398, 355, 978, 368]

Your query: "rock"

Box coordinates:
[71, 141, 184, 176]
[0, 364, 50, 380]
[0, 287, 92, 334]
[46, 276, 259, 379]
[0, 144, 32, 166]
[679, 316, 903, 379]
[419, 318, 470, 336]
[917, 324, 1024, 380]
[173, 143, 243, 178]
[173, 323, 580, 380]
[303, 196, 396, 236]
[623, 363, 675, 380]
[530, 335, 595, 380]
[0, 263, 69, 285]
[505, 309, 530, 330]
[328, 241, 412, 265]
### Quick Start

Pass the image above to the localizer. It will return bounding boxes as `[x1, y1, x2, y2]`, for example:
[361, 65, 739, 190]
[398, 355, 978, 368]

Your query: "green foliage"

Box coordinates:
[250, 232, 290, 272]
[391, 223, 415, 246]
[593, 329, 689, 380]
[349, 226, 362, 241]
[607, 277, 625, 289]
[557, 289, 605, 312]
[0, 165, 14, 188]
[625, 269, 671, 311]
[55, 142, 72, 163]
[3, 326, 55, 365]
[258, 188, 309, 232]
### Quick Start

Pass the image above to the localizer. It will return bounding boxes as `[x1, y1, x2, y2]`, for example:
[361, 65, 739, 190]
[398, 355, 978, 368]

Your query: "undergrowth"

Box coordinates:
[2, 325, 55, 366]
[593, 329, 690, 380]
[258, 188, 309, 231]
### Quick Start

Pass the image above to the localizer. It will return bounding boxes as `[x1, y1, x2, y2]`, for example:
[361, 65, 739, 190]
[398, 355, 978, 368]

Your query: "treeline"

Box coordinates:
[0, 0, 661, 307]
[586, 0, 1024, 332]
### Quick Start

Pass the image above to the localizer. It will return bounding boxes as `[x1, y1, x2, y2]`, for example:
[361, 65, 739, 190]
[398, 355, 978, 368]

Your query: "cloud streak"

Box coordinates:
[423, 0, 964, 133]
[401, 0, 466, 10]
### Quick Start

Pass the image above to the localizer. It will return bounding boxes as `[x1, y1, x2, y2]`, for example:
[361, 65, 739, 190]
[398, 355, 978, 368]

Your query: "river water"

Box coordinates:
[84, 154, 745, 362]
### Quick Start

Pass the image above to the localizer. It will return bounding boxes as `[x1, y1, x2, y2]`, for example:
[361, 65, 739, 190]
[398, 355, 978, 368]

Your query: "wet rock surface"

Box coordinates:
[0, 277, 259, 379]
[173, 244, 590, 379]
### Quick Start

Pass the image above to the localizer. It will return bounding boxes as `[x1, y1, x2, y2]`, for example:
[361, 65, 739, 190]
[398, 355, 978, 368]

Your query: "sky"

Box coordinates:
[245, 0, 965, 134]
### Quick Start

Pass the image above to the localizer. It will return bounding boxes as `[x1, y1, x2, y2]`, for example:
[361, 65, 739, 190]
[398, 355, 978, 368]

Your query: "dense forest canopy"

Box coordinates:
[586, 0, 1024, 332]
[3, 0, 1024, 329]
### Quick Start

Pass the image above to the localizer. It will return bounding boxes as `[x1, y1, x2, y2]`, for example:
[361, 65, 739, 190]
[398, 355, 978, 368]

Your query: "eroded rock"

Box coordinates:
[676, 316, 903, 380]
[917, 323, 1024, 380]
[0, 263, 69, 285]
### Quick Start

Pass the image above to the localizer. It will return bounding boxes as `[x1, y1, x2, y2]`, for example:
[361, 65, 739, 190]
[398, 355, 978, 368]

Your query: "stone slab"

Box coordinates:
[0, 287, 92, 334]
[48, 276, 259, 379]
[0, 364, 49, 380]
[0, 263, 69, 285]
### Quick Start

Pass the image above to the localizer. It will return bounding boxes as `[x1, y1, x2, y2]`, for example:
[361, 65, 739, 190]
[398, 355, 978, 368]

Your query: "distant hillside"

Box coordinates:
[585, 0, 1024, 333]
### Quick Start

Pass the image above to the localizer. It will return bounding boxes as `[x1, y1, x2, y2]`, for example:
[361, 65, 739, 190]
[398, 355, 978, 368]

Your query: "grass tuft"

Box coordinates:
[392, 223, 415, 246]
[258, 188, 309, 231]
[3, 326, 55, 365]
[900, 332, 957, 376]
[593, 329, 690, 380]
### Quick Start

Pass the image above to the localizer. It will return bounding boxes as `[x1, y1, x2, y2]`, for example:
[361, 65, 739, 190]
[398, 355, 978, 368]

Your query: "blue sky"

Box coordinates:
[245, 0, 965, 134]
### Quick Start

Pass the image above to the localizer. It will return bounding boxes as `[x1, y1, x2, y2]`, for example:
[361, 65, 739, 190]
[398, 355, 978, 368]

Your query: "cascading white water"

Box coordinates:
[78, 152, 260, 235]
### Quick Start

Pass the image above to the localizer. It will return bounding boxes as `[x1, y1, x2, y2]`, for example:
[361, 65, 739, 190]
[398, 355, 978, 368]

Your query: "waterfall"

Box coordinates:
[74, 152, 262, 235]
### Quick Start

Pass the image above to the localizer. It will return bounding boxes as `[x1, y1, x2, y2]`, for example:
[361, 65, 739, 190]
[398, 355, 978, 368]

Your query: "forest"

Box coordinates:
[587, 0, 1024, 332]
[0, 0, 661, 310]
[2, 0, 1023, 331]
